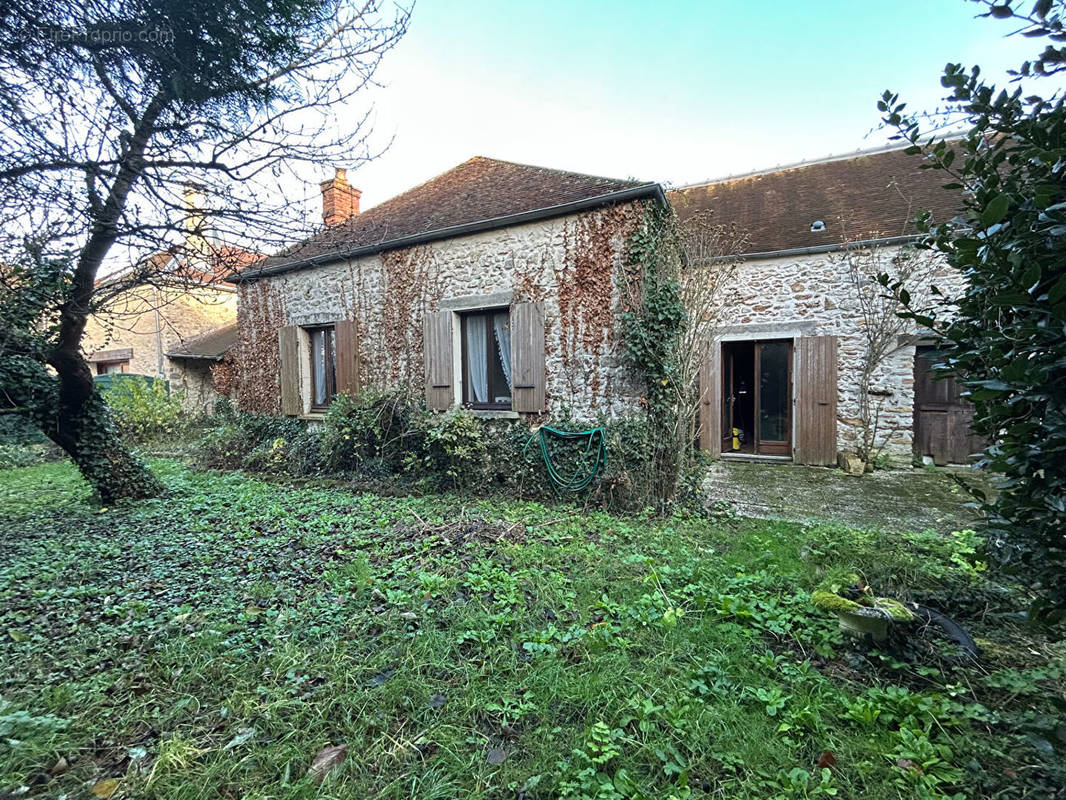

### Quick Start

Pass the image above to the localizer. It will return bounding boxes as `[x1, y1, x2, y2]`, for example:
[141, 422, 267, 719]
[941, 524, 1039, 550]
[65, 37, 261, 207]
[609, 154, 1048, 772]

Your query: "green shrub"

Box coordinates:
[104, 378, 185, 442]
[193, 388, 694, 510]
[411, 406, 486, 491]
[0, 442, 62, 469]
[319, 388, 420, 472]
[195, 413, 313, 474]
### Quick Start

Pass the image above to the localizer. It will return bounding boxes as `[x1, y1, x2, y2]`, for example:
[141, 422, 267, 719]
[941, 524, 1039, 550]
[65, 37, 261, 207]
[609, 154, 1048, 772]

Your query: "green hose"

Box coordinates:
[523, 425, 607, 494]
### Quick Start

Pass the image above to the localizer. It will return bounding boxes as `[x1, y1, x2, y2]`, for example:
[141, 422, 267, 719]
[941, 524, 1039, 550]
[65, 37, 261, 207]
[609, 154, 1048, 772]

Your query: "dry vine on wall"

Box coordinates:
[233, 281, 286, 414]
[553, 205, 643, 406]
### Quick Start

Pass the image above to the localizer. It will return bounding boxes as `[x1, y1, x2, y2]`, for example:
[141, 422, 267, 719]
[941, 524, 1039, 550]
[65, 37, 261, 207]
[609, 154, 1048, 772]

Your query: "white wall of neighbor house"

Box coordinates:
[717, 245, 963, 464]
[241, 203, 646, 420]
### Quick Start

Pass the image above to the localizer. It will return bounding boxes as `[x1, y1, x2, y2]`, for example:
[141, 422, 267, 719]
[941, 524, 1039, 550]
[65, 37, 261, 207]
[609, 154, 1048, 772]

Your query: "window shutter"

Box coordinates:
[511, 301, 546, 413]
[424, 310, 454, 411]
[794, 335, 838, 466]
[334, 320, 361, 397]
[278, 326, 302, 416]
[698, 338, 722, 457]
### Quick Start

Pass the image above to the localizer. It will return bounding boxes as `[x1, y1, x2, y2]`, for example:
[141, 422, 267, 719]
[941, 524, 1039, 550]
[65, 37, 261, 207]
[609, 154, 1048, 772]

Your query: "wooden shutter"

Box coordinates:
[334, 320, 361, 397]
[278, 326, 302, 416]
[698, 338, 722, 457]
[794, 335, 838, 466]
[511, 301, 546, 413]
[423, 310, 454, 411]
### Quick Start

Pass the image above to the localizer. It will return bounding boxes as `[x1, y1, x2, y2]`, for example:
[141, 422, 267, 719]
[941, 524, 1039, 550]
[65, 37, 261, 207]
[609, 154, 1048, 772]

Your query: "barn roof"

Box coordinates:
[667, 144, 963, 257]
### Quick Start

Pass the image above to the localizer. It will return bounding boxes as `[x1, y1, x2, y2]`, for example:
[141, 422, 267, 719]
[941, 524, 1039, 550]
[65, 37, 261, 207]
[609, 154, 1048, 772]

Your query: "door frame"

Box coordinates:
[719, 337, 794, 458]
[754, 339, 793, 456]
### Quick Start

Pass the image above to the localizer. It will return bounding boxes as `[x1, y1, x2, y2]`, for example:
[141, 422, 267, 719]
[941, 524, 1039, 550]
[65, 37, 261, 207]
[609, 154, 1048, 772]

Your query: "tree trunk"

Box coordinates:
[8, 356, 163, 503]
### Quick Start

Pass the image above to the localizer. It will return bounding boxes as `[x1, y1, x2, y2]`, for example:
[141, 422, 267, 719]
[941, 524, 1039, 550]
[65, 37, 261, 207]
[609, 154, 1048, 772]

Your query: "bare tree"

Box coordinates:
[0, 0, 410, 501]
[837, 242, 941, 466]
[676, 212, 745, 462]
[621, 208, 745, 504]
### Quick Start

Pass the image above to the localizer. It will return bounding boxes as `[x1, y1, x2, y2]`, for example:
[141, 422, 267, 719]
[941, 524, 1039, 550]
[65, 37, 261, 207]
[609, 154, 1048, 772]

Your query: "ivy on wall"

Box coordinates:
[620, 201, 688, 505]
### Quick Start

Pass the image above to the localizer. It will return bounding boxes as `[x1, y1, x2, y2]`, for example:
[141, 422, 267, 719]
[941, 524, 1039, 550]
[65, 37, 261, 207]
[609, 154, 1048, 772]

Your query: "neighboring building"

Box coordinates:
[670, 144, 970, 466]
[82, 187, 259, 412]
[228, 160, 665, 420]
[165, 323, 239, 414]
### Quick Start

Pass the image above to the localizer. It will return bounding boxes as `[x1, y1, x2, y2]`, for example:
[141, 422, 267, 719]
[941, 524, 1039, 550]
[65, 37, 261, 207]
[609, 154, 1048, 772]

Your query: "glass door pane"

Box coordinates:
[757, 340, 790, 449]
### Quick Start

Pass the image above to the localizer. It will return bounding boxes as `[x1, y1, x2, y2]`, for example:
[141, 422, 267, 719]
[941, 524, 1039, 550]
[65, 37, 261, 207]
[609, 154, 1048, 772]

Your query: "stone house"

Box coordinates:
[228, 159, 665, 421]
[229, 146, 974, 468]
[670, 145, 972, 466]
[83, 188, 259, 413]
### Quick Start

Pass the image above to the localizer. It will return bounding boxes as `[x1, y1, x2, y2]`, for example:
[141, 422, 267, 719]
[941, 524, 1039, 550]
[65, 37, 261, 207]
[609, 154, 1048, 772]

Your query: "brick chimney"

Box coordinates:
[320, 168, 361, 226]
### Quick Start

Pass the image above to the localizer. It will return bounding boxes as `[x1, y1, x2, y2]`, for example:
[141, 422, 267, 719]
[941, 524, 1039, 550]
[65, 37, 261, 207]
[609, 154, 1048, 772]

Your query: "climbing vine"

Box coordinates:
[620, 202, 687, 506]
[234, 281, 286, 414]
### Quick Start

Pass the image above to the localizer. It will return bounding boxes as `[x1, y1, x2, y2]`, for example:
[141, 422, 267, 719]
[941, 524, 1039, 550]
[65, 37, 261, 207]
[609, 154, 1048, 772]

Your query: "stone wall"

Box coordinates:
[83, 285, 237, 378]
[717, 245, 963, 464]
[168, 360, 220, 415]
[235, 202, 647, 420]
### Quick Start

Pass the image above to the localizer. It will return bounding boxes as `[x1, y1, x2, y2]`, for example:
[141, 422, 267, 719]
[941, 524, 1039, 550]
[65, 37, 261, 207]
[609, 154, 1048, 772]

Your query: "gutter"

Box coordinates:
[165, 352, 226, 362]
[705, 234, 923, 264]
[227, 182, 668, 284]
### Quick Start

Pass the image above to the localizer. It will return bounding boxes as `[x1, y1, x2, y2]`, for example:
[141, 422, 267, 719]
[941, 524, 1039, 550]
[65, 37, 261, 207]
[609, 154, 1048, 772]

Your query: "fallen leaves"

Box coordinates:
[308, 743, 347, 784]
[91, 777, 121, 798]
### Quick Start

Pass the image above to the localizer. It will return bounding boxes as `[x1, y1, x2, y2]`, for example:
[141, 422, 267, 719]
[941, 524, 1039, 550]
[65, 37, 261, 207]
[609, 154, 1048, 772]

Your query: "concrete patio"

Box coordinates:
[703, 459, 986, 533]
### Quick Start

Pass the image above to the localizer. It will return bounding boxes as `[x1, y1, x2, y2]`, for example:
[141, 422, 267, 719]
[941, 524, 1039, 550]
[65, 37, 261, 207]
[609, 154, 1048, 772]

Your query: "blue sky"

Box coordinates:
[312, 0, 1045, 213]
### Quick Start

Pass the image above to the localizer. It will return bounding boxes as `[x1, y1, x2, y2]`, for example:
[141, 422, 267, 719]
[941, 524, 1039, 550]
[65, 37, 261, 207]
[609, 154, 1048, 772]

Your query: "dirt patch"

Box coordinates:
[393, 517, 527, 547]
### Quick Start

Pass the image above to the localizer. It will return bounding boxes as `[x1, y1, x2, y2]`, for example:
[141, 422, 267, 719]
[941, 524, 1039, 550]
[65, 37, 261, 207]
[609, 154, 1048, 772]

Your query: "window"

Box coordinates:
[461, 309, 512, 410]
[308, 326, 336, 410]
[96, 361, 127, 375]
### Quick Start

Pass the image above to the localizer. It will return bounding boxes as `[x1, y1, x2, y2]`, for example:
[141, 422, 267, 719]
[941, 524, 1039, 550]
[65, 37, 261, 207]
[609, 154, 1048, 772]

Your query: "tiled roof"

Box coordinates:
[667, 145, 963, 256]
[166, 323, 237, 360]
[239, 157, 652, 278]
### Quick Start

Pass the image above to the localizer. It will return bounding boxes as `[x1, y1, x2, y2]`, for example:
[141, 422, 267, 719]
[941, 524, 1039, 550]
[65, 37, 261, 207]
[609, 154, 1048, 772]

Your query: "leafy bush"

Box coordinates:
[881, 4, 1066, 616]
[319, 388, 420, 472]
[0, 442, 62, 469]
[104, 378, 185, 442]
[194, 388, 702, 510]
[195, 412, 314, 475]
[411, 406, 486, 491]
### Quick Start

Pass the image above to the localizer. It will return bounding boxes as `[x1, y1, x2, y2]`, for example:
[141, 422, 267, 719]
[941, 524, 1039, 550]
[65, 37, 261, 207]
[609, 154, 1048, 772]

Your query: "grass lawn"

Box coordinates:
[0, 461, 1063, 799]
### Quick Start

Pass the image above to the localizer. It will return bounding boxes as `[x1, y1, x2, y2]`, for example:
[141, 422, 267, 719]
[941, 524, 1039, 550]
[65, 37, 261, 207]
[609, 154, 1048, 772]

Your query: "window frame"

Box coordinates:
[96, 360, 128, 375]
[460, 307, 511, 411]
[306, 325, 337, 412]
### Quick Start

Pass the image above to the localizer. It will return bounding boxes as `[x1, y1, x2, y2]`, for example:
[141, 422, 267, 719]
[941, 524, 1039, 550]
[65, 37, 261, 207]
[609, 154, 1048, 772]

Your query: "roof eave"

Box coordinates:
[227, 182, 667, 284]
[165, 352, 227, 361]
[707, 234, 923, 264]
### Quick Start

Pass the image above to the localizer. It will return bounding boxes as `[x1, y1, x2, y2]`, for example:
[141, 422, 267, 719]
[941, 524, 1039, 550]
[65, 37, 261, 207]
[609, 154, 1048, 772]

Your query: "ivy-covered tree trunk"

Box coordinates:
[5, 354, 162, 503]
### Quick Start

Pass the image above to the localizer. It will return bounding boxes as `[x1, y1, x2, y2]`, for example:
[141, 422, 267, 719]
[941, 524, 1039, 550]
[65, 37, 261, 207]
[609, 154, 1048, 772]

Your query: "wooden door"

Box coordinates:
[794, 336, 839, 466]
[913, 347, 982, 465]
[698, 338, 721, 456]
[754, 339, 792, 456]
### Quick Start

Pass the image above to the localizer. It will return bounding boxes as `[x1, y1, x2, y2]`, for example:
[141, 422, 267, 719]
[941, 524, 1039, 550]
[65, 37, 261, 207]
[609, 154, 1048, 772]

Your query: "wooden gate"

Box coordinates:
[913, 346, 983, 465]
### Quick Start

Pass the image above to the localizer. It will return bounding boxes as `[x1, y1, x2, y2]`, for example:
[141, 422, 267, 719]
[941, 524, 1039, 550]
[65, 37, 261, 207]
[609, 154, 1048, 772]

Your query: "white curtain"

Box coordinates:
[467, 315, 488, 403]
[312, 330, 327, 405]
[493, 312, 512, 391]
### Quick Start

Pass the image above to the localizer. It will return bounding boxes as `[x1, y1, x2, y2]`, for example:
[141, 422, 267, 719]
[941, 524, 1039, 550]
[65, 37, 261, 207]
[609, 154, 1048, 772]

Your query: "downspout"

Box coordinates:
[154, 285, 164, 379]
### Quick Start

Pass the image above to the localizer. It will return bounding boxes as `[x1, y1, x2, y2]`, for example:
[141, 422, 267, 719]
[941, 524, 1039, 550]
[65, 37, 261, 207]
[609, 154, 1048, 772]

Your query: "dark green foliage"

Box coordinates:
[620, 203, 689, 507]
[193, 391, 686, 511]
[879, 1, 1066, 613]
[0, 460, 1062, 798]
[319, 388, 421, 472]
